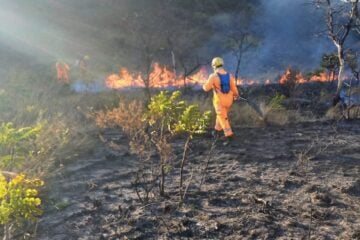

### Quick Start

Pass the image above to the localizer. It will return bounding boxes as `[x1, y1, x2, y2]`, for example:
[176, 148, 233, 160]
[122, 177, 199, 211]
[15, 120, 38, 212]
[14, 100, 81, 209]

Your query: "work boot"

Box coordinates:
[222, 135, 234, 146]
[211, 130, 222, 139]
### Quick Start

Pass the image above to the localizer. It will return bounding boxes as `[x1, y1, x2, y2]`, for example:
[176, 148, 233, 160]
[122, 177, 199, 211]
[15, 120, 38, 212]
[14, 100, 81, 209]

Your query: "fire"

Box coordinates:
[106, 65, 339, 90]
[279, 67, 336, 85]
[106, 63, 209, 89]
[309, 71, 336, 82]
[105, 63, 267, 90]
[105, 68, 143, 89]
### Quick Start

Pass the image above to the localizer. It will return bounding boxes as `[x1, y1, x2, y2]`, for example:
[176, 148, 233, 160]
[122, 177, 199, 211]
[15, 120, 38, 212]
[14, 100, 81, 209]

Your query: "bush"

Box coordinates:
[0, 123, 42, 171]
[269, 92, 286, 111]
[96, 91, 211, 202]
[0, 174, 44, 240]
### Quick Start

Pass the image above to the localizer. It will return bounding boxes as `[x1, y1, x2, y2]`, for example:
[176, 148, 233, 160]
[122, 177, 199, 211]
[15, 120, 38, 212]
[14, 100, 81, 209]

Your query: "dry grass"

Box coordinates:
[1, 66, 354, 178]
[230, 103, 265, 127]
[186, 94, 290, 128]
[0, 68, 129, 176]
[325, 104, 360, 120]
[95, 98, 152, 160]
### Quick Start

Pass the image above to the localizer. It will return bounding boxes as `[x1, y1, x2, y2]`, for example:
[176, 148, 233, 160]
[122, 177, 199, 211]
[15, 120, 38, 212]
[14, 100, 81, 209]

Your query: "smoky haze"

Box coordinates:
[238, 0, 334, 80]
[0, 0, 129, 69]
[0, 0, 338, 81]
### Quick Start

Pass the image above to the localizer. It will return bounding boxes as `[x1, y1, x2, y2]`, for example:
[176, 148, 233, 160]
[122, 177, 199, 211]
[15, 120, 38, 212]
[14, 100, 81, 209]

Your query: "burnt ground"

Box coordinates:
[37, 120, 360, 240]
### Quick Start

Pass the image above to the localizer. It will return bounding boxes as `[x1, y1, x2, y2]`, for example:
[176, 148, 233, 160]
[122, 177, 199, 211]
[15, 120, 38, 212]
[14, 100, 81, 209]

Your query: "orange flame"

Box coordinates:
[279, 68, 337, 85]
[106, 63, 209, 89]
[309, 71, 336, 82]
[105, 63, 269, 89]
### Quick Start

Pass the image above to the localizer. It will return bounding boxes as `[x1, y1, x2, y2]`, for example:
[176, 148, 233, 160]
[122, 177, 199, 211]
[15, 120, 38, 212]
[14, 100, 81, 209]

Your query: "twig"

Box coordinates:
[199, 137, 218, 190]
[253, 196, 270, 206]
[133, 172, 144, 203]
[179, 136, 191, 204]
[182, 168, 194, 201]
[308, 195, 313, 239]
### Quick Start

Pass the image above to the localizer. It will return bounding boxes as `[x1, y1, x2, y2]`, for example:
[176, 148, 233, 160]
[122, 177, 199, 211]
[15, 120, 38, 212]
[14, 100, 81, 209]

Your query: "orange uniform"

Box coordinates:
[56, 62, 70, 83]
[203, 72, 239, 137]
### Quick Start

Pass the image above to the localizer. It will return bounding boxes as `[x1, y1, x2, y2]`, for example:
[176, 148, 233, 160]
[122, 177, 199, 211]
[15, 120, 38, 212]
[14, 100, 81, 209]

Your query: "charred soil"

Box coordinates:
[38, 120, 360, 239]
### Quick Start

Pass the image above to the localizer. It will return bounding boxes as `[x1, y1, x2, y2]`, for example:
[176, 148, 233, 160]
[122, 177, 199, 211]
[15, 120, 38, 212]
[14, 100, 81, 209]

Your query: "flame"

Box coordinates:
[106, 64, 345, 90]
[309, 71, 336, 82]
[105, 68, 143, 89]
[106, 63, 209, 89]
[279, 68, 337, 85]
[107, 65, 340, 90]
[105, 63, 271, 90]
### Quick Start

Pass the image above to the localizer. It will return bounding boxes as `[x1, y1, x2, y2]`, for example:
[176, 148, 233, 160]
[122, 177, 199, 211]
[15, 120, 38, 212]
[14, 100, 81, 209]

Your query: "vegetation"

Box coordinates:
[313, 0, 360, 104]
[0, 123, 42, 171]
[0, 1, 359, 239]
[0, 174, 44, 240]
[269, 92, 286, 111]
[172, 104, 210, 203]
[97, 91, 210, 203]
[0, 65, 110, 238]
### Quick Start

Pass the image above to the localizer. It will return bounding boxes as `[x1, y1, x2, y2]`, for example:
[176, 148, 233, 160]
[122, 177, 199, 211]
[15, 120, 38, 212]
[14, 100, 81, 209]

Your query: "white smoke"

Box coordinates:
[238, 0, 335, 80]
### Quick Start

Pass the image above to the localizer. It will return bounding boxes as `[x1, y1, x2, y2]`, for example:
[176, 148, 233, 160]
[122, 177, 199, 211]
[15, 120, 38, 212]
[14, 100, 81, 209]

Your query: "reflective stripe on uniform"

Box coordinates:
[224, 128, 232, 133]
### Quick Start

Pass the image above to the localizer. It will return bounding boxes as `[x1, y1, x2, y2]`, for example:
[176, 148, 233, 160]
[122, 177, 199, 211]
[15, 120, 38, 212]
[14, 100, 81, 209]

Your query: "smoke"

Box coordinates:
[0, 0, 354, 85]
[238, 0, 334, 80]
[71, 81, 108, 93]
[0, 0, 129, 69]
[0, 1, 73, 62]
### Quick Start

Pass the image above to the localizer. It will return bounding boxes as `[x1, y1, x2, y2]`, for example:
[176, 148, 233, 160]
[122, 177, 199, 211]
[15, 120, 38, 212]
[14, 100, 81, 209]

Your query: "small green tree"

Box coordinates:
[145, 91, 210, 201]
[145, 91, 186, 196]
[173, 105, 211, 204]
[97, 91, 210, 202]
[0, 174, 44, 240]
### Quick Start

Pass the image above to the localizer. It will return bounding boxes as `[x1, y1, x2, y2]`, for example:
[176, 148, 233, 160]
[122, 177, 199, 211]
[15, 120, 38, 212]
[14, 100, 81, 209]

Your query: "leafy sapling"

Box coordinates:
[173, 105, 211, 204]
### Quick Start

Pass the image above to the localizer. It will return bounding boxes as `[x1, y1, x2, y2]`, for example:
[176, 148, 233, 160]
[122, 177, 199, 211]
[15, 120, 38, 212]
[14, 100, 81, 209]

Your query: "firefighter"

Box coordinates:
[77, 55, 90, 80]
[55, 60, 70, 84]
[203, 57, 239, 145]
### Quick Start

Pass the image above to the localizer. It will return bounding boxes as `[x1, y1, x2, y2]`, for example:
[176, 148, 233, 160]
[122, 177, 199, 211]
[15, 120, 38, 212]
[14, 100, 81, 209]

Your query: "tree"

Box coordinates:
[173, 104, 210, 204]
[169, 0, 260, 84]
[314, 0, 359, 105]
[117, 3, 168, 100]
[320, 53, 340, 81]
[113, 0, 260, 93]
[145, 91, 211, 200]
[96, 91, 210, 201]
[226, 30, 259, 84]
[187, 1, 260, 85]
[145, 91, 186, 196]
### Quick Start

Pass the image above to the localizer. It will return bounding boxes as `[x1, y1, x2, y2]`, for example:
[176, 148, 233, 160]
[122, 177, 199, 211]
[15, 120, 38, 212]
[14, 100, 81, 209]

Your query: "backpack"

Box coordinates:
[217, 73, 230, 94]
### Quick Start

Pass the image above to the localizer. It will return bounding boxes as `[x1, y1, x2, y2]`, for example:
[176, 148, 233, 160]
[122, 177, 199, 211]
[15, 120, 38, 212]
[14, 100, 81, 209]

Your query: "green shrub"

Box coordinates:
[0, 174, 44, 240]
[0, 123, 42, 170]
[269, 92, 286, 110]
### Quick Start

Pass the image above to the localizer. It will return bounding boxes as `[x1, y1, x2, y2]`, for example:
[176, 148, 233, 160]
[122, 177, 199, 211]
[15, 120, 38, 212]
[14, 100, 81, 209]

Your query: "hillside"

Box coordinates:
[37, 120, 360, 239]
